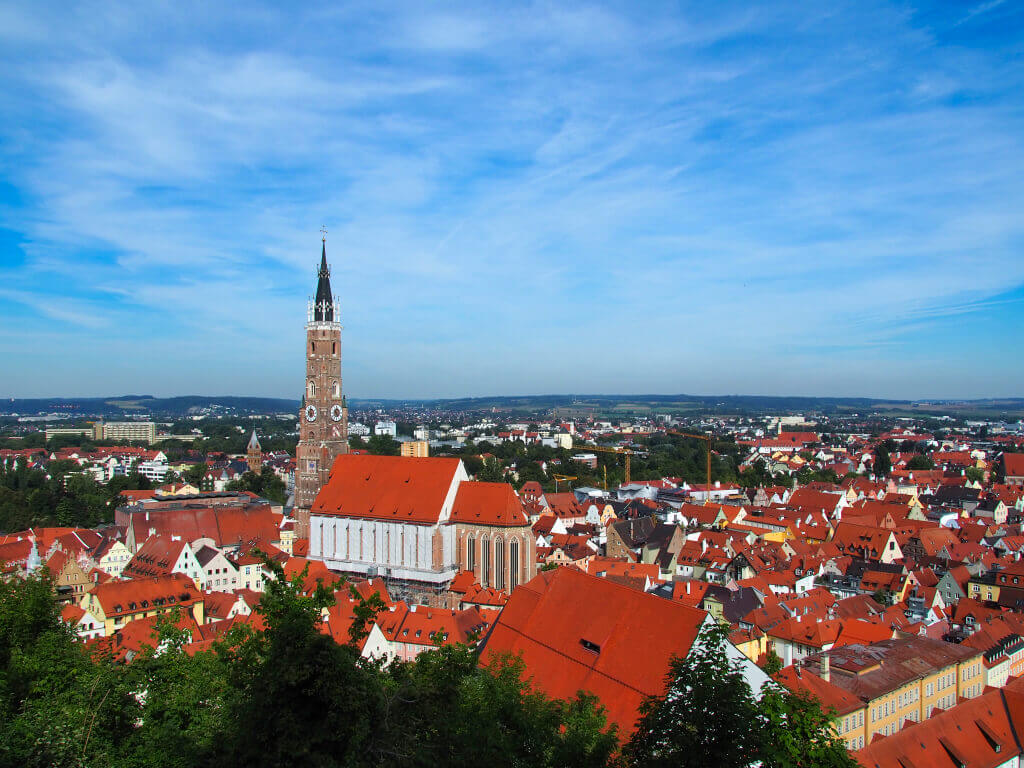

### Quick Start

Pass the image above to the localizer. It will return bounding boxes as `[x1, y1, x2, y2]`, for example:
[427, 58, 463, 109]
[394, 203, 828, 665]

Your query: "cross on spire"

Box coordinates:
[320, 225, 328, 242]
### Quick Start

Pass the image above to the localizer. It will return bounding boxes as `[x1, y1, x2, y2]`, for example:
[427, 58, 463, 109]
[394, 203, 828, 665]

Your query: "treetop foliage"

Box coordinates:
[1, 567, 852, 768]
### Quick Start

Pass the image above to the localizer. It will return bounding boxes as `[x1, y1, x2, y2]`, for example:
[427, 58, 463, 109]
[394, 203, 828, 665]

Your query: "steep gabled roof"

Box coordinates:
[312, 454, 463, 525]
[124, 535, 190, 579]
[480, 566, 708, 734]
[1004, 453, 1024, 477]
[451, 482, 529, 526]
[855, 685, 1024, 768]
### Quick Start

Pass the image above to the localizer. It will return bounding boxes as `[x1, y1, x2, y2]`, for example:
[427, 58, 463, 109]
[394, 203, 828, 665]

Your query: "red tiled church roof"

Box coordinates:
[312, 454, 462, 525]
[451, 482, 529, 527]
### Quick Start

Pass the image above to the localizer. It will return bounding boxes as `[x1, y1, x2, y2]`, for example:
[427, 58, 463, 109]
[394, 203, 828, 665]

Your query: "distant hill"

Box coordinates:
[4, 393, 1023, 420]
[352, 394, 1024, 419]
[1, 395, 300, 418]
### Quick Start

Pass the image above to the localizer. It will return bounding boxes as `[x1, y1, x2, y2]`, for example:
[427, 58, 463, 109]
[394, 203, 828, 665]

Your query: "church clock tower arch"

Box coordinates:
[294, 232, 349, 538]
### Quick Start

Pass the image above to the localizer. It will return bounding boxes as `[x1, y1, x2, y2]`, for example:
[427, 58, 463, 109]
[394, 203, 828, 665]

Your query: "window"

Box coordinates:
[494, 539, 505, 591]
[510, 538, 520, 590]
[308, 380, 316, 398]
[481, 537, 491, 588]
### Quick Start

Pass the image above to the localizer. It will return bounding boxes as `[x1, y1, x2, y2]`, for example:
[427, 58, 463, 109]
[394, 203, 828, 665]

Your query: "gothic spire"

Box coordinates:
[314, 236, 334, 322]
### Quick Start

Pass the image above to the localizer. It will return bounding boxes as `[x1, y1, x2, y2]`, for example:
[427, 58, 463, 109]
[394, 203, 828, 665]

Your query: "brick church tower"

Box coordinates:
[293, 235, 349, 539]
[246, 429, 262, 474]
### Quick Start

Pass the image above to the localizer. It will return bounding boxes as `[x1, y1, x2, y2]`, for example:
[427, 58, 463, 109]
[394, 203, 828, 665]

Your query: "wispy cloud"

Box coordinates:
[0, 0, 1022, 399]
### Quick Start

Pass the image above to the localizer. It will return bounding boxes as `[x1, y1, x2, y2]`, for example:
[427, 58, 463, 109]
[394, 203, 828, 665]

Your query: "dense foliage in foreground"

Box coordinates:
[0, 566, 855, 768]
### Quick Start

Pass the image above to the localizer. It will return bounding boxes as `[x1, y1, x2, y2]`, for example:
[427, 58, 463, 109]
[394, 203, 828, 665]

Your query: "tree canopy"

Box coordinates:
[1, 569, 853, 768]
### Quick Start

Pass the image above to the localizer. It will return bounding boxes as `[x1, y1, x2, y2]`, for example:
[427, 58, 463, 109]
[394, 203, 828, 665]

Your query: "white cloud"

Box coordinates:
[0, 0, 1022, 398]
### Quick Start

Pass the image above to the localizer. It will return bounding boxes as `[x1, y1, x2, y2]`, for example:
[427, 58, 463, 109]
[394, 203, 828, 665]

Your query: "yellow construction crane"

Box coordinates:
[569, 444, 635, 484]
[552, 474, 577, 492]
[666, 430, 713, 505]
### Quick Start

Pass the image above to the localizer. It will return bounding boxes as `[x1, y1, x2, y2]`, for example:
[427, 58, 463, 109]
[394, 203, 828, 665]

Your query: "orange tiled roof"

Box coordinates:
[451, 482, 529, 527]
[480, 566, 707, 735]
[90, 574, 200, 619]
[312, 454, 462, 524]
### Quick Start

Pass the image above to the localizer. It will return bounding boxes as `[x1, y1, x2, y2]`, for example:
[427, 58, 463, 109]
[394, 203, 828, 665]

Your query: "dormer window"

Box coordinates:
[580, 639, 601, 654]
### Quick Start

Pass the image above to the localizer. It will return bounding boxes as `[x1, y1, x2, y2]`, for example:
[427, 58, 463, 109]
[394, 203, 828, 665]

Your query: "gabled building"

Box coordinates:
[310, 454, 535, 605]
[123, 535, 205, 588]
[830, 522, 903, 564]
[479, 567, 770, 735]
[80, 573, 204, 635]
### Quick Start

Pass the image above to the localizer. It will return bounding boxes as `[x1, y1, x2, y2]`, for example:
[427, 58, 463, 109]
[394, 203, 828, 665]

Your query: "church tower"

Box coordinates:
[294, 234, 349, 539]
[246, 429, 262, 474]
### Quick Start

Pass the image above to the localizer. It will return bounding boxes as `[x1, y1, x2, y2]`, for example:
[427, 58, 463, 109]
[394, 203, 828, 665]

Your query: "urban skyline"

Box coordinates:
[2, 1, 1023, 400]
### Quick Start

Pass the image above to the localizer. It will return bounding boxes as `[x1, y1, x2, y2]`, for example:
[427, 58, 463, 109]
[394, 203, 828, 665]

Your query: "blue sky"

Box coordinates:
[1, 1, 1023, 400]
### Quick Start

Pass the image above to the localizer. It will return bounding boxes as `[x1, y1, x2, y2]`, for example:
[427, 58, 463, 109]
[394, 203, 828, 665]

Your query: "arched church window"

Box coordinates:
[510, 538, 520, 590]
[467, 535, 476, 572]
[332, 381, 340, 398]
[481, 535, 491, 588]
[494, 536, 504, 591]
[308, 380, 316, 398]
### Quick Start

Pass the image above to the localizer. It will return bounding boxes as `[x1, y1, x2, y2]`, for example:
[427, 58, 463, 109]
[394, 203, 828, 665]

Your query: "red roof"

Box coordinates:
[125, 506, 281, 549]
[480, 566, 707, 735]
[312, 454, 462, 524]
[89, 574, 200, 619]
[1005, 453, 1024, 477]
[854, 683, 1024, 767]
[775, 666, 862, 716]
[451, 482, 529, 527]
[124, 535, 190, 580]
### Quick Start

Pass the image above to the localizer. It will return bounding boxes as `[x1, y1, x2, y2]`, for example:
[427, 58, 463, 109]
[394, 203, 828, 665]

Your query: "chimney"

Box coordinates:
[819, 654, 830, 682]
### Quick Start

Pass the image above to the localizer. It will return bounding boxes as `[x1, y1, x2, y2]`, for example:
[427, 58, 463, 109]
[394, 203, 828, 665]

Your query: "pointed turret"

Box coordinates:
[26, 536, 41, 574]
[247, 429, 262, 474]
[314, 240, 334, 322]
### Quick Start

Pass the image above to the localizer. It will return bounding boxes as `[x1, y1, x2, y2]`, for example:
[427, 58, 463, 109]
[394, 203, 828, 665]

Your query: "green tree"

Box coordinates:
[757, 687, 858, 768]
[0, 570, 138, 767]
[906, 454, 933, 471]
[624, 623, 855, 768]
[760, 648, 783, 677]
[476, 457, 505, 483]
[367, 434, 400, 456]
[624, 622, 761, 768]
[382, 646, 618, 768]
[119, 613, 232, 768]
[213, 560, 385, 766]
[873, 444, 891, 477]
[225, 471, 287, 505]
[183, 462, 208, 487]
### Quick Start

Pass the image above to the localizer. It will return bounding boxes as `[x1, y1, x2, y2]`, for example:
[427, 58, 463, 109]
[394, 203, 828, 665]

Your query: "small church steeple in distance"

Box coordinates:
[247, 429, 262, 474]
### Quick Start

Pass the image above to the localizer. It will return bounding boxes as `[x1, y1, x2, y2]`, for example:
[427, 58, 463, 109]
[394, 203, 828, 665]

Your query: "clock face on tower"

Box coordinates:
[330, 404, 343, 422]
[305, 404, 318, 422]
